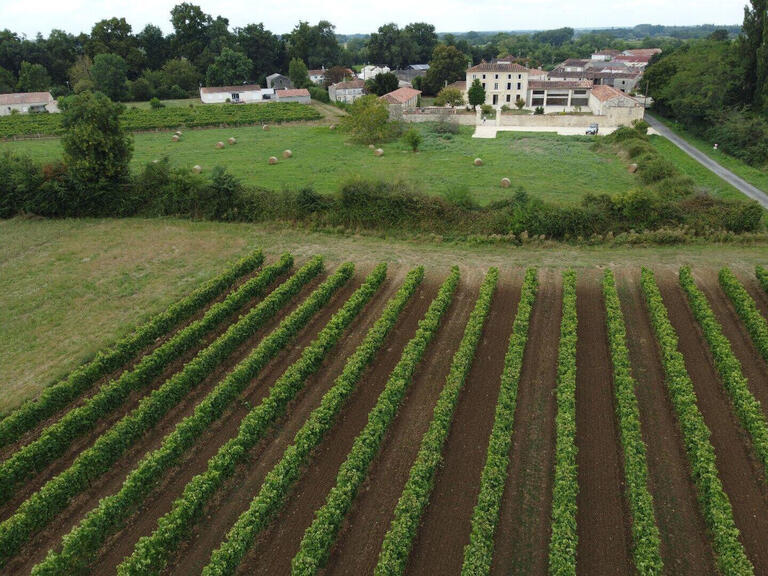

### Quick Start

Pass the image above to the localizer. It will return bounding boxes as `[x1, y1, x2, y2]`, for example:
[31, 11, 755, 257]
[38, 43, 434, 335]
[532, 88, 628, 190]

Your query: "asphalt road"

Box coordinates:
[646, 115, 768, 209]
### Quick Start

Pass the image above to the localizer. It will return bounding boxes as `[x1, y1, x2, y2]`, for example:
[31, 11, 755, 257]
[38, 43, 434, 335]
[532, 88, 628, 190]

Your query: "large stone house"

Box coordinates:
[329, 79, 366, 103]
[266, 73, 292, 90]
[465, 61, 547, 108]
[0, 92, 58, 116]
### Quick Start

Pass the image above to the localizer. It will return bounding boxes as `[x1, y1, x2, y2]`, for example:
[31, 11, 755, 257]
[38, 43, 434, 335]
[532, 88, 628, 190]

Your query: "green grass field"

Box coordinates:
[2, 217, 767, 413]
[0, 125, 643, 205]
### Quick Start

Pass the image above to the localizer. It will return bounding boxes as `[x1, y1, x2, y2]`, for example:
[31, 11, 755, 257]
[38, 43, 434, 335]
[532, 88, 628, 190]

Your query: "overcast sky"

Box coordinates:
[1, 0, 747, 37]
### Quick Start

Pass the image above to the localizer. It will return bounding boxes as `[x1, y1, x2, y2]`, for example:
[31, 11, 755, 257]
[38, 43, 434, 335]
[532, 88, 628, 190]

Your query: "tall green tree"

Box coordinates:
[205, 47, 252, 86]
[91, 53, 128, 100]
[403, 23, 437, 63]
[60, 91, 133, 210]
[286, 21, 340, 69]
[16, 61, 51, 91]
[288, 57, 311, 88]
[467, 78, 485, 109]
[170, 3, 213, 62]
[137, 24, 170, 70]
[341, 94, 392, 144]
[365, 72, 399, 96]
[161, 58, 200, 94]
[88, 18, 144, 77]
[236, 23, 282, 82]
[739, 0, 768, 110]
[0, 66, 15, 93]
[367, 23, 415, 69]
[423, 44, 468, 95]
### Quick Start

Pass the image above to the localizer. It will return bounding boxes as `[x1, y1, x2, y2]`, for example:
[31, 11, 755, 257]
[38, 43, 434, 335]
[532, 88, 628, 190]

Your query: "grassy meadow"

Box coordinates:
[2, 217, 768, 413]
[0, 124, 643, 205]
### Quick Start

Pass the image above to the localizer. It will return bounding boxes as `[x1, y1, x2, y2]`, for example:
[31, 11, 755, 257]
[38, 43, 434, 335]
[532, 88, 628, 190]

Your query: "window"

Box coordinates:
[472, 74, 476, 79]
[482, 82, 486, 89]
[508, 74, 511, 79]
[231, 93, 240, 102]
[506, 94, 511, 102]
[495, 74, 498, 79]
[494, 83, 498, 90]
[518, 74, 522, 79]
[482, 74, 486, 79]
[506, 82, 511, 90]
[517, 82, 521, 90]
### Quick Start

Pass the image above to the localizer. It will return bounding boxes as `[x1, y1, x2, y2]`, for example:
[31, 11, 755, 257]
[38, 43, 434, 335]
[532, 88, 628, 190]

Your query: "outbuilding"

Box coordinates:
[0, 92, 58, 116]
[275, 88, 311, 104]
[199, 84, 274, 104]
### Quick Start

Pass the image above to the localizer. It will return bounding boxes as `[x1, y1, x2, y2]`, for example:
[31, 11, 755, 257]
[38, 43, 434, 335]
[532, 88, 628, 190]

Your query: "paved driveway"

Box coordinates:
[646, 115, 768, 209]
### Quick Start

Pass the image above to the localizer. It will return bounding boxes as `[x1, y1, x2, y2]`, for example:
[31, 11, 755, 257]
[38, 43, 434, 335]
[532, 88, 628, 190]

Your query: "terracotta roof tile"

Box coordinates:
[276, 88, 310, 98]
[0, 91, 53, 106]
[379, 86, 421, 104]
[200, 84, 261, 94]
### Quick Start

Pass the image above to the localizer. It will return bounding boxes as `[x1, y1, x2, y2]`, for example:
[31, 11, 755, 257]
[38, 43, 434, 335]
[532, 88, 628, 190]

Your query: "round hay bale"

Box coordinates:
[192, 165, 202, 174]
[228, 137, 237, 145]
[374, 148, 384, 157]
[628, 163, 638, 173]
[215, 141, 225, 149]
[262, 124, 270, 131]
[283, 149, 292, 158]
[171, 135, 180, 142]
[368, 144, 375, 149]
[175, 130, 183, 136]
[500, 177, 511, 188]
[474, 158, 483, 166]
[329, 124, 336, 130]
[268, 156, 278, 165]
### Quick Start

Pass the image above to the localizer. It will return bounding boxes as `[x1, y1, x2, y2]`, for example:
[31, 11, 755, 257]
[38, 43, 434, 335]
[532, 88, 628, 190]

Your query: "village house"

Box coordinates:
[308, 68, 326, 85]
[0, 92, 58, 116]
[275, 88, 311, 104]
[359, 65, 391, 80]
[380, 86, 421, 111]
[199, 84, 275, 104]
[464, 60, 546, 108]
[329, 79, 366, 103]
[266, 73, 292, 90]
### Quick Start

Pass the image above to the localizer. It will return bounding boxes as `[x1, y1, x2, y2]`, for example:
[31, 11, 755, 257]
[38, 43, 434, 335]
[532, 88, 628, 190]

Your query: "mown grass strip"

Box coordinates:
[680, 266, 768, 480]
[0, 256, 325, 568]
[456, 269, 537, 575]
[114, 263, 397, 576]
[279, 267, 460, 576]
[376, 268, 499, 576]
[602, 270, 663, 576]
[0, 253, 287, 505]
[641, 267, 753, 576]
[0, 251, 264, 446]
[720, 268, 768, 365]
[548, 269, 578, 576]
[757, 266, 768, 294]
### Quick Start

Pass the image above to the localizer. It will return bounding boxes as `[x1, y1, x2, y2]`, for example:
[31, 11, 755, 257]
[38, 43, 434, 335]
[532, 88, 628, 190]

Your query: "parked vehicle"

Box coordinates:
[586, 123, 599, 135]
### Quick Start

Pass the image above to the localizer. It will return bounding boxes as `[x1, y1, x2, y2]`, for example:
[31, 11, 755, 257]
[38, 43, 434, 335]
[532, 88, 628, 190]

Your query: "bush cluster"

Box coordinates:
[287, 267, 461, 576]
[375, 268, 499, 576]
[0, 255, 290, 508]
[757, 266, 768, 295]
[194, 266, 424, 576]
[460, 268, 538, 576]
[641, 268, 753, 575]
[679, 267, 768, 480]
[548, 270, 578, 576]
[0, 256, 318, 569]
[0, 102, 320, 139]
[0, 250, 262, 446]
[719, 268, 768, 365]
[28, 257, 350, 575]
[115, 262, 384, 576]
[602, 270, 663, 575]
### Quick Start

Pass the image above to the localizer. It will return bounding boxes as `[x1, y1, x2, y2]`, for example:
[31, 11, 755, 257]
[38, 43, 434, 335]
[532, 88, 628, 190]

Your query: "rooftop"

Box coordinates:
[0, 91, 53, 106]
[276, 88, 310, 98]
[529, 79, 593, 90]
[591, 84, 639, 102]
[200, 84, 261, 94]
[379, 86, 421, 104]
[332, 79, 365, 90]
[467, 61, 532, 73]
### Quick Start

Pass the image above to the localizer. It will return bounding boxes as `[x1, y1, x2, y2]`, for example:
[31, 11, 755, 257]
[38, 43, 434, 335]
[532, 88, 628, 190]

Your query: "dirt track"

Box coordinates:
[616, 270, 716, 575]
[405, 272, 520, 575]
[491, 270, 562, 576]
[657, 273, 768, 575]
[575, 272, 633, 576]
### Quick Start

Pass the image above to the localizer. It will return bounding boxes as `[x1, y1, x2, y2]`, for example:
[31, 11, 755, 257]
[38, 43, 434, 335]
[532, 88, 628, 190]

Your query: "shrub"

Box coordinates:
[308, 86, 330, 103]
[341, 95, 393, 145]
[149, 97, 165, 109]
[402, 127, 422, 152]
[434, 87, 464, 107]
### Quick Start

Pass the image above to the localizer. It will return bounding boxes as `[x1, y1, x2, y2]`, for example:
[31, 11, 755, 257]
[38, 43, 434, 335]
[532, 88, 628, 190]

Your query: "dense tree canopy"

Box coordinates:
[205, 47, 252, 86]
[423, 45, 469, 95]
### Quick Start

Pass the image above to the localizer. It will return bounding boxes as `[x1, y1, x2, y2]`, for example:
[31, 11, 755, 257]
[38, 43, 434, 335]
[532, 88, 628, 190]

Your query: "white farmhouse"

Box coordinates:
[308, 68, 326, 85]
[199, 84, 275, 104]
[0, 92, 58, 116]
[329, 79, 365, 104]
[359, 65, 391, 80]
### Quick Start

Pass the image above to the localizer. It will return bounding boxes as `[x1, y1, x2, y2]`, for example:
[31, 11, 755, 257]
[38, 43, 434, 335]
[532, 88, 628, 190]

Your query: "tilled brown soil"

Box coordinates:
[574, 272, 633, 576]
[616, 270, 716, 575]
[692, 269, 768, 419]
[94, 270, 382, 574]
[4, 272, 335, 575]
[0, 269, 288, 521]
[491, 269, 562, 576]
[405, 272, 521, 576]
[320, 276, 478, 576]
[228, 279, 439, 576]
[656, 272, 768, 574]
[738, 271, 768, 321]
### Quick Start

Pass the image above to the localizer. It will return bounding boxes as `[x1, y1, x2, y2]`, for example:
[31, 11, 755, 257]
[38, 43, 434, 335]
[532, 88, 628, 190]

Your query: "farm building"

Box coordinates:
[275, 88, 311, 104]
[329, 79, 366, 104]
[199, 85, 274, 104]
[266, 74, 292, 90]
[0, 92, 58, 116]
[380, 86, 421, 111]
[588, 84, 644, 123]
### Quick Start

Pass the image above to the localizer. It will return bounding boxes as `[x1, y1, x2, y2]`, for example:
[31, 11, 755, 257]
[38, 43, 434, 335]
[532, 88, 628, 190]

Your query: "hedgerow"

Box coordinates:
[159, 267, 424, 576]
[457, 269, 537, 576]
[375, 268, 499, 576]
[757, 266, 768, 294]
[680, 266, 768, 480]
[602, 270, 663, 575]
[641, 268, 753, 575]
[114, 262, 391, 576]
[0, 253, 287, 506]
[548, 269, 578, 576]
[284, 267, 461, 576]
[719, 268, 768, 366]
[0, 250, 263, 446]
[0, 103, 321, 138]
[0, 256, 326, 568]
